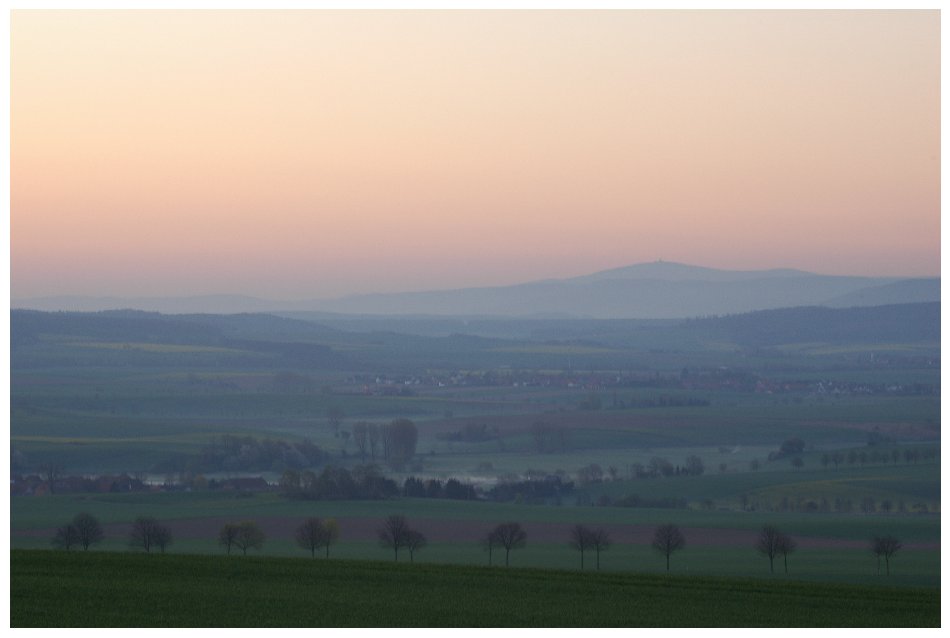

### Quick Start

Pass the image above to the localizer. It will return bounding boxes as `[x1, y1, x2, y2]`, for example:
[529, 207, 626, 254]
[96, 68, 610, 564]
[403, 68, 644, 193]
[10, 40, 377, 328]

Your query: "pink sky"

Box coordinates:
[11, 10, 940, 300]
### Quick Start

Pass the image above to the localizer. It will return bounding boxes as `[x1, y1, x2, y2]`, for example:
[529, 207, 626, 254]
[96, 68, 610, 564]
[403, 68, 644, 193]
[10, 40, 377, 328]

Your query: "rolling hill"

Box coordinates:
[12, 261, 939, 319]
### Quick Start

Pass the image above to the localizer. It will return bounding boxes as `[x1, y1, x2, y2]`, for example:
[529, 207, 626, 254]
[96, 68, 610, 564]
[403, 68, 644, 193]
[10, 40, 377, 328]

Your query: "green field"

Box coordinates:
[12, 308, 940, 475]
[10, 550, 939, 627]
[12, 491, 939, 586]
[11, 391, 940, 474]
[573, 462, 940, 511]
[12, 307, 941, 624]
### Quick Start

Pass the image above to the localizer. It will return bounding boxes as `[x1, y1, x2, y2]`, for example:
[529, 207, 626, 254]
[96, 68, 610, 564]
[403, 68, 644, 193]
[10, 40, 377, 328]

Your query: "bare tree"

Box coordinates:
[71, 512, 103, 551]
[776, 532, 796, 574]
[871, 535, 902, 575]
[481, 529, 501, 566]
[368, 423, 380, 461]
[492, 522, 527, 567]
[321, 519, 340, 558]
[589, 528, 611, 571]
[40, 462, 62, 494]
[352, 422, 369, 462]
[384, 419, 418, 470]
[129, 519, 152, 552]
[378, 514, 410, 561]
[651, 524, 685, 572]
[129, 517, 173, 554]
[233, 521, 265, 556]
[327, 405, 345, 437]
[568, 524, 593, 569]
[295, 518, 323, 558]
[130, 516, 164, 553]
[52, 524, 79, 551]
[294, 518, 341, 558]
[404, 529, 427, 563]
[153, 524, 173, 554]
[219, 523, 240, 555]
[756, 525, 782, 573]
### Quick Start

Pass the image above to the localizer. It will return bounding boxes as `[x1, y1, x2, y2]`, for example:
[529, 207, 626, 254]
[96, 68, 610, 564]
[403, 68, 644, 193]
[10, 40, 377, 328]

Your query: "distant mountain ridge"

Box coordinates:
[569, 260, 815, 283]
[9, 294, 282, 315]
[12, 261, 939, 319]
[11, 302, 939, 352]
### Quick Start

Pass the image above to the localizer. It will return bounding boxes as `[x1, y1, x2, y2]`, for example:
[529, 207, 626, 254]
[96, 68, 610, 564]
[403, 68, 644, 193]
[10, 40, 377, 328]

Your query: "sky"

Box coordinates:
[10, 10, 941, 300]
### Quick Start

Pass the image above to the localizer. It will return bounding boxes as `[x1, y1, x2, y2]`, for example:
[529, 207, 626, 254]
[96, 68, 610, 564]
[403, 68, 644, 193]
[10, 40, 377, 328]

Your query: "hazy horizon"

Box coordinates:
[12, 10, 940, 300]
[9, 258, 940, 304]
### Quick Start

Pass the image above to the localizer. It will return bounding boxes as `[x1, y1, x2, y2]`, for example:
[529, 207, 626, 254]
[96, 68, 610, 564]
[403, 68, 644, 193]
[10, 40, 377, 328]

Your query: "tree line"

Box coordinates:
[819, 445, 938, 469]
[279, 464, 399, 500]
[50, 513, 906, 576]
[402, 476, 477, 500]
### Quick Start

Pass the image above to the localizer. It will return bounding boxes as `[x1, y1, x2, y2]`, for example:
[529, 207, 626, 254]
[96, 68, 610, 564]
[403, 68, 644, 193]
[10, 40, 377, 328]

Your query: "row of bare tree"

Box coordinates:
[755, 526, 903, 575]
[566, 523, 685, 572]
[377, 515, 428, 562]
[50, 513, 905, 575]
[53, 514, 172, 554]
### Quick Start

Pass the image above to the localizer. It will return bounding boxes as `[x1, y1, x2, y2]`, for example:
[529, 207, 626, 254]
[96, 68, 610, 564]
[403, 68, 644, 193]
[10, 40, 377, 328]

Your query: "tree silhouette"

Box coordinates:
[326, 405, 345, 437]
[233, 521, 265, 556]
[52, 524, 79, 551]
[40, 462, 62, 494]
[129, 517, 155, 553]
[378, 514, 410, 561]
[871, 535, 902, 575]
[321, 519, 340, 558]
[129, 517, 172, 554]
[491, 522, 527, 567]
[756, 525, 782, 573]
[71, 512, 103, 551]
[651, 524, 685, 572]
[589, 528, 611, 571]
[352, 422, 369, 462]
[383, 419, 418, 470]
[153, 524, 173, 554]
[295, 517, 339, 558]
[776, 532, 796, 574]
[404, 529, 427, 563]
[568, 524, 592, 569]
[219, 523, 240, 555]
[367, 424, 380, 461]
[481, 528, 501, 566]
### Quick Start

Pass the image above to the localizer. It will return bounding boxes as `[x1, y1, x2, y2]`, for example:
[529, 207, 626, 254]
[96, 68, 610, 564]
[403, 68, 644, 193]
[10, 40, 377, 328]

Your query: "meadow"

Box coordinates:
[11, 550, 939, 627]
[12, 489, 939, 586]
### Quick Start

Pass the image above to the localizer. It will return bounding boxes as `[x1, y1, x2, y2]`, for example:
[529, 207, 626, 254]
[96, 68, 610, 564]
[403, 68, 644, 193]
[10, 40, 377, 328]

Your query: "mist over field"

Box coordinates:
[10, 275, 942, 629]
[11, 259, 940, 605]
[10, 9, 940, 628]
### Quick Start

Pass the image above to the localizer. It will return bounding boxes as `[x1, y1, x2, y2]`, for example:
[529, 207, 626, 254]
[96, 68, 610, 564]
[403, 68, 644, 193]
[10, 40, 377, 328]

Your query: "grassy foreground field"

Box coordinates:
[12, 491, 939, 587]
[11, 550, 939, 627]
